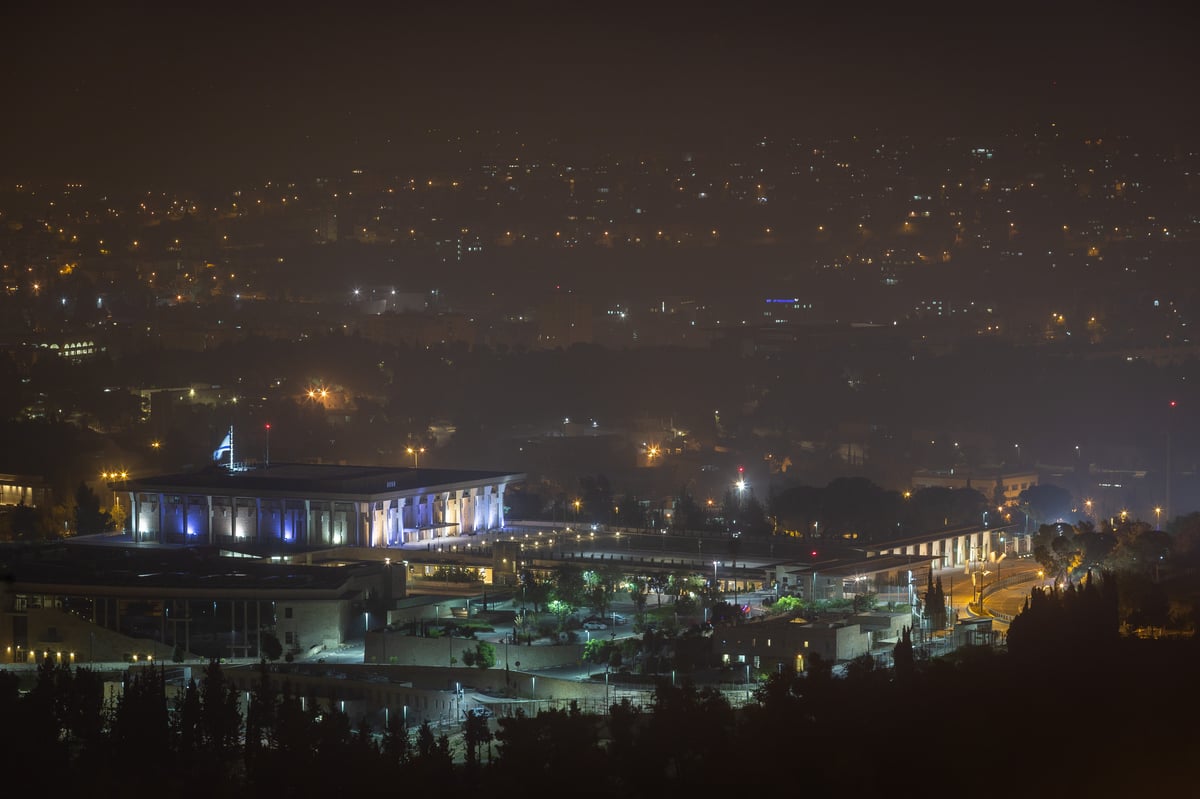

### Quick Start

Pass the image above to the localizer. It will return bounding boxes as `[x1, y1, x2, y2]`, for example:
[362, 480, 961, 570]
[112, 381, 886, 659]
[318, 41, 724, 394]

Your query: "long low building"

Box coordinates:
[0, 541, 406, 663]
[112, 463, 526, 549]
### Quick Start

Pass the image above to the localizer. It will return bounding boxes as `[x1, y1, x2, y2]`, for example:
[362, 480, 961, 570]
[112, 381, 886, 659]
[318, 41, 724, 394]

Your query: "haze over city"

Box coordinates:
[6, 2, 1197, 184]
[2, 4, 1199, 796]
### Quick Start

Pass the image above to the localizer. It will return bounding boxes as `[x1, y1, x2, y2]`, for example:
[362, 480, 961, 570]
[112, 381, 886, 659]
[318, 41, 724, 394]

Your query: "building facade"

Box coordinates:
[114, 463, 525, 549]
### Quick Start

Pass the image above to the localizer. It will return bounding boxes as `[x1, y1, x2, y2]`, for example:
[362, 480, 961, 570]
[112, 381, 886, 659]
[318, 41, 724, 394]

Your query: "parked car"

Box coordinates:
[611, 614, 627, 625]
[583, 621, 608, 631]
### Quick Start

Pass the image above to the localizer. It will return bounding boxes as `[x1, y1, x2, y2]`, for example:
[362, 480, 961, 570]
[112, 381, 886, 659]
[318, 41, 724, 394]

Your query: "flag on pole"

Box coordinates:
[213, 428, 232, 462]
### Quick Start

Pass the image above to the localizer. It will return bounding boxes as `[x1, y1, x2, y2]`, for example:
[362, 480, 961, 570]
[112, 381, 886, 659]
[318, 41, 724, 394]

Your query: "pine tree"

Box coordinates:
[893, 625, 915, 683]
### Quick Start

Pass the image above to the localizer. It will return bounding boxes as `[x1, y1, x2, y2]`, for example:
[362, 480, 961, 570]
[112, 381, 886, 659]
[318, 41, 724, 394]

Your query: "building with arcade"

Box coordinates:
[112, 463, 525, 549]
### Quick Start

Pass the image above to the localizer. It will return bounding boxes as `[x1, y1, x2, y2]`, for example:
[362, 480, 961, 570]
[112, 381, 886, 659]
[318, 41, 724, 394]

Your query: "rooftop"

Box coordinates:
[0, 540, 381, 594]
[116, 462, 525, 497]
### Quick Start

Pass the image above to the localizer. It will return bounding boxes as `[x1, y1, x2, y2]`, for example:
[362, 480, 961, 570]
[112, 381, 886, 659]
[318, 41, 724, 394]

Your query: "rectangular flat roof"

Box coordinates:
[1, 541, 378, 594]
[118, 462, 524, 497]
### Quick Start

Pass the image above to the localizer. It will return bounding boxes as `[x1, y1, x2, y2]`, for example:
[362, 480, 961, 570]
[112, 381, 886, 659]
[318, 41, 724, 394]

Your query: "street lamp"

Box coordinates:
[1155, 507, 1162, 528]
[406, 446, 425, 468]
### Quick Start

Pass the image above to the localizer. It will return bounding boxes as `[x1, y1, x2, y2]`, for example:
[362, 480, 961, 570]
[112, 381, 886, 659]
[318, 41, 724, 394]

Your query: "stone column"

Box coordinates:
[158, 492, 166, 543]
[304, 499, 311, 545]
[480, 485, 494, 530]
[394, 497, 407, 545]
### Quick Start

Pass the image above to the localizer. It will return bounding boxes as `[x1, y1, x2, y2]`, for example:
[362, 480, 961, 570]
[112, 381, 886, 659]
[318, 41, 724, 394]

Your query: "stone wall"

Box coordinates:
[9, 607, 179, 664]
[365, 630, 584, 670]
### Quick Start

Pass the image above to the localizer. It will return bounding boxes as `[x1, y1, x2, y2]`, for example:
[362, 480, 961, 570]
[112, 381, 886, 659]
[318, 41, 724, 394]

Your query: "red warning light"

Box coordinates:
[738, 465, 744, 473]
[265, 423, 271, 429]
[1170, 401, 1177, 408]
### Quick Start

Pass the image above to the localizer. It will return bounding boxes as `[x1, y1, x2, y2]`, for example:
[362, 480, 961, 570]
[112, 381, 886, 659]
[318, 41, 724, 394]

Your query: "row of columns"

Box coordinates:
[125, 484, 507, 547]
[875, 529, 1031, 568]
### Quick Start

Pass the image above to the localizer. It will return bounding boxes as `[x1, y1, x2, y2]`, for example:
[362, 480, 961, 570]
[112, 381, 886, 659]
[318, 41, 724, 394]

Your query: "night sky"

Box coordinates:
[5, 2, 1197, 185]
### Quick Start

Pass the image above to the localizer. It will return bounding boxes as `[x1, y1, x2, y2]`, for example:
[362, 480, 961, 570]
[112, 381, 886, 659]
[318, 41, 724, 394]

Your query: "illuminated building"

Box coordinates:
[111, 463, 524, 549]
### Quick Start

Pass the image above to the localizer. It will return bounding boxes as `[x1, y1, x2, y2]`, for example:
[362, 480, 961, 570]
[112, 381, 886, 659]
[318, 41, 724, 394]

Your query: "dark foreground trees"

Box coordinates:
[4, 608, 1199, 798]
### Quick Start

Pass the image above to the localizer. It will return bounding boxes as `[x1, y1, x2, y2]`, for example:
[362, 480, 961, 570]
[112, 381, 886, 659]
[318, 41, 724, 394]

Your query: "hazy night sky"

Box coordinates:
[4, 2, 1197, 186]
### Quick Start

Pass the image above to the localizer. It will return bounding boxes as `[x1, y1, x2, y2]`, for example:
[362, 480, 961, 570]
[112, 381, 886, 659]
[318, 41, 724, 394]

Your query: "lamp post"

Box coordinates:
[406, 446, 425, 468]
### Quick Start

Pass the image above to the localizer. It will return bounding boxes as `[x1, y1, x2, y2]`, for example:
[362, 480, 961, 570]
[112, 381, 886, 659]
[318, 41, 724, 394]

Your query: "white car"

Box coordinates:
[583, 621, 608, 631]
[611, 614, 627, 625]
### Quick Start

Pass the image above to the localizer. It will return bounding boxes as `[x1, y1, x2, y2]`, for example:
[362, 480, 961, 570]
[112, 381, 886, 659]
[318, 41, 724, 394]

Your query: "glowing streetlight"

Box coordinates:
[406, 446, 425, 468]
[1155, 507, 1162, 527]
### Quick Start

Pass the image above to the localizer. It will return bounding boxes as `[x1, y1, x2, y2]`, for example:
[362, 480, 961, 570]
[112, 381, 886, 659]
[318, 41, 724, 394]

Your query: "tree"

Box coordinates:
[772, 595, 803, 614]
[463, 641, 496, 670]
[893, 625, 915, 683]
[627, 575, 649, 615]
[412, 719, 453, 785]
[1031, 523, 1083, 583]
[73, 481, 112, 536]
[1168, 511, 1200, 566]
[0, 502, 55, 541]
[1019, 484, 1074, 526]
[462, 709, 493, 774]
[546, 599, 576, 630]
[244, 660, 277, 777]
[673, 487, 706, 531]
[1109, 523, 1172, 578]
[380, 705, 411, 771]
[1075, 520, 1117, 569]
[923, 573, 946, 630]
[199, 659, 242, 759]
[551, 564, 587, 608]
[110, 665, 171, 783]
[853, 591, 879, 612]
[260, 631, 284, 661]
